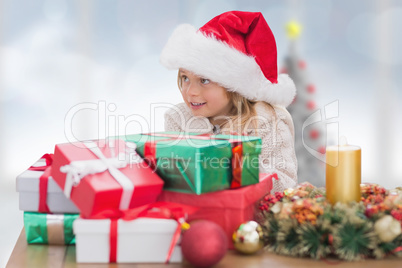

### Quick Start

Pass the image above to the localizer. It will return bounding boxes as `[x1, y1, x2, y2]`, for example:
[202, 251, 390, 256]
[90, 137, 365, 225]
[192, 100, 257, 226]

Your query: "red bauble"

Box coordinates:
[310, 129, 320, 139]
[307, 100, 316, 110]
[181, 220, 228, 268]
[279, 67, 288, 74]
[298, 60, 307, 69]
[318, 146, 326, 154]
[307, 84, 316, 93]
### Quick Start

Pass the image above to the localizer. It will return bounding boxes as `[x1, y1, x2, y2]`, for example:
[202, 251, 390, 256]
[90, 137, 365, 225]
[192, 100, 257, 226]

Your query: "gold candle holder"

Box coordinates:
[326, 137, 361, 205]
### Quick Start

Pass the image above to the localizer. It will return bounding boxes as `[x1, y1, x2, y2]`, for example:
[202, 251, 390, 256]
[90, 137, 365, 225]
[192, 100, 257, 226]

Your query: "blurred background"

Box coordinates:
[1, 0, 401, 266]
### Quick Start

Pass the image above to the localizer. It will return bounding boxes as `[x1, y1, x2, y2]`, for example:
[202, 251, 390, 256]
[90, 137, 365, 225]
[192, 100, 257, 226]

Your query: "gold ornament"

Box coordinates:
[374, 215, 402, 243]
[232, 221, 264, 254]
[284, 188, 295, 196]
[284, 187, 308, 199]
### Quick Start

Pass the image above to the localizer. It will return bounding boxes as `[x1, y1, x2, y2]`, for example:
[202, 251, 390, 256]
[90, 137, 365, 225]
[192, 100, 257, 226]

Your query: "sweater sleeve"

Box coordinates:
[164, 108, 184, 132]
[256, 105, 298, 193]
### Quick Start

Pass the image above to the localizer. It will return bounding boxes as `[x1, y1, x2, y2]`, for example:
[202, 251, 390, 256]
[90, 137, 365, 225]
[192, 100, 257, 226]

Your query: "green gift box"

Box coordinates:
[120, 132, 261, 194]
[24, 212, 79, 245]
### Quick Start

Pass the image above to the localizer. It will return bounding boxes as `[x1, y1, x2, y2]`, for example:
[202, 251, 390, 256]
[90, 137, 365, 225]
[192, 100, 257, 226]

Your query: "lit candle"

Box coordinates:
[326, 136, 361, 205]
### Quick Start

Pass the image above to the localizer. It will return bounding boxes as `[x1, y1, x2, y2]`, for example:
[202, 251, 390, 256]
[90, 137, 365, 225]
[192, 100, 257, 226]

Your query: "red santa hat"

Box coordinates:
[160, 11, 296, 107]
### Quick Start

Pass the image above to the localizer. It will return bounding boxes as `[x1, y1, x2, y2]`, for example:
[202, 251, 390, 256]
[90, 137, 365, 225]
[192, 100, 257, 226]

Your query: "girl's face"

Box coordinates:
[179, 69, 232, 118]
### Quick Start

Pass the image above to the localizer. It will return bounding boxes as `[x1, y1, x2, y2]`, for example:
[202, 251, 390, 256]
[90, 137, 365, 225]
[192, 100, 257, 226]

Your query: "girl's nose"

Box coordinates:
[186, 83, 201, 96]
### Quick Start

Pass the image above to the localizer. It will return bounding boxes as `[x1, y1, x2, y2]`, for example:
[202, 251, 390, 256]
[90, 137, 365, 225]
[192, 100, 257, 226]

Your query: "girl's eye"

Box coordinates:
[201, 78, 210, 85]
[182, 75, 189, 82]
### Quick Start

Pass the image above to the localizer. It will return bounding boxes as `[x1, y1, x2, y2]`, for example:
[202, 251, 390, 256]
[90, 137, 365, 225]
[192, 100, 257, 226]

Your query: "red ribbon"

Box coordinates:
[109, 219, 118, 263]
[385, 245, 402, 258]
[28, 154, 53, 171]
[143, 133, 244, 188]
[92, 202, 197, 263]
[28, 154, 53, 213]
[143, 138, 159, 170]
[392, 246, 402, 255]
[230, 141, 243, 188]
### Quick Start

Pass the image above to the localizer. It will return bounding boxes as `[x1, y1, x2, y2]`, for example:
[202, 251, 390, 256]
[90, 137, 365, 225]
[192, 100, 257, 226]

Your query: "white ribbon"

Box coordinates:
[60, 141, 136, 210]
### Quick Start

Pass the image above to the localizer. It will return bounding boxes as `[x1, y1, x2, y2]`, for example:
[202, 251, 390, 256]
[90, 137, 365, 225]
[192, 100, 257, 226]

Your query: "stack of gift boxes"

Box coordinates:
[16, 132, 276, 263]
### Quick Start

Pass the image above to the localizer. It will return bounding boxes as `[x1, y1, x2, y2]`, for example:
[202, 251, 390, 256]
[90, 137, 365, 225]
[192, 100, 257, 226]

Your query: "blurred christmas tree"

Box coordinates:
[281, 21, 326, 187]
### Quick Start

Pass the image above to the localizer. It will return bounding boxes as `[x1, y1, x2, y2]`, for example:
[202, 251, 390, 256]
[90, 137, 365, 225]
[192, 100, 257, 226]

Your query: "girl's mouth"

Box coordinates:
[190, 102, 206, 109]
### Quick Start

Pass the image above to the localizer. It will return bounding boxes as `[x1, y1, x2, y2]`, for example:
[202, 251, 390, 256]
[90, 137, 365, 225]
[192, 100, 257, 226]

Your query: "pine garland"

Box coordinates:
[257, 182, 402, 261]
[297, 222, 331, 259]
[332, 221, 375, 260]
[262, 217, 280, 250]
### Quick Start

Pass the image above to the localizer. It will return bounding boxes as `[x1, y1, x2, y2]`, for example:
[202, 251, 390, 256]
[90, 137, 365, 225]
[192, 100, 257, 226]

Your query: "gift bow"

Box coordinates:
[28, 154, 53, 213]
[29, 154, 53, 171]
[91, 202, 197, 264]
[60, 141, 135, 210]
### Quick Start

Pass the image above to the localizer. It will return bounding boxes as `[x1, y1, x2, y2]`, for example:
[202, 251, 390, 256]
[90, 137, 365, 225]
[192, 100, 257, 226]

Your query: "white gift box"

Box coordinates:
[73, 217, 182, 263]
[16, 157, 79, 214]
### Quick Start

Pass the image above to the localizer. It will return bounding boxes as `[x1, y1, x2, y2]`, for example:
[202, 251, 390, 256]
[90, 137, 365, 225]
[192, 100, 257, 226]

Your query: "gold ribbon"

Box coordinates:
[46, 214, 65, 245]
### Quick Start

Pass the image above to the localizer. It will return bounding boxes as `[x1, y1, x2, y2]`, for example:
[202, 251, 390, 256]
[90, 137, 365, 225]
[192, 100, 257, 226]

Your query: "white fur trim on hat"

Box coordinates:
[160, 24, 296, 107]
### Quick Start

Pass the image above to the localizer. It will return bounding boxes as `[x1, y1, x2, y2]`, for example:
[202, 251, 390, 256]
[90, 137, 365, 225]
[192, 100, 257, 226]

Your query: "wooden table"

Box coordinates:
[6, 229, 402, 268]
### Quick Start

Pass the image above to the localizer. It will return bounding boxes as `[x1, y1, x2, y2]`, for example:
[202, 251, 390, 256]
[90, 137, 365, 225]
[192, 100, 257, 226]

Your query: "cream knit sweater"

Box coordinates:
[164, 102, 298, 193]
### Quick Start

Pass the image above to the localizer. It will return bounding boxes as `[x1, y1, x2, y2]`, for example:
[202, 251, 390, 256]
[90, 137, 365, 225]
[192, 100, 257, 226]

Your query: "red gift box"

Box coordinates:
[157, 173, 276, 249]
[51, 139, 164, 218]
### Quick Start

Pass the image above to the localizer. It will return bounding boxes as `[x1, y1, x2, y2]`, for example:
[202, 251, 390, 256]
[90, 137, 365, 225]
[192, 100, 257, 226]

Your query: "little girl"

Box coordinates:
[160, 11, 297, 193]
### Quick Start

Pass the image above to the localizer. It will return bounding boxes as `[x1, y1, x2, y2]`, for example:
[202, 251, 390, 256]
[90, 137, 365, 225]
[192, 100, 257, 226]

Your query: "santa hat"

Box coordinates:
[160, 11, 296, 107]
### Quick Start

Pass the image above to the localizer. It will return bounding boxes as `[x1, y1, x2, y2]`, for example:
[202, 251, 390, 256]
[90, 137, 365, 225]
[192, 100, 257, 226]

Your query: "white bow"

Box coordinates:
[60, 141, 136, 210]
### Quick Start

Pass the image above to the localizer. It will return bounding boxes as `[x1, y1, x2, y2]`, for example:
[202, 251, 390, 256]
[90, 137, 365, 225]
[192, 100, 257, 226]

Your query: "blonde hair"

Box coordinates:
[177, 70, 260, 135]
[223, 91, 259, 134]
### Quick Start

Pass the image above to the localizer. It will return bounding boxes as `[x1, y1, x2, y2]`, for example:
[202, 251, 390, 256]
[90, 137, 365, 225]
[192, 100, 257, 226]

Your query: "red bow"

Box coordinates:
[28, 154, 53, 213]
